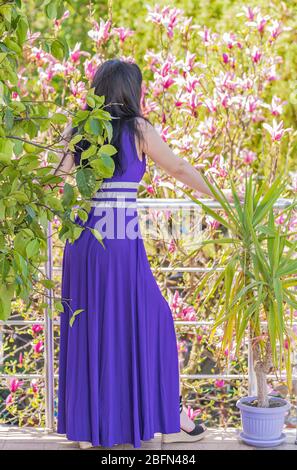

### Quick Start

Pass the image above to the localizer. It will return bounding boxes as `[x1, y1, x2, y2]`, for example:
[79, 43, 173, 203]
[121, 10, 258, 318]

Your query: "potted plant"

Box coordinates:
[186, 174, 297, 447]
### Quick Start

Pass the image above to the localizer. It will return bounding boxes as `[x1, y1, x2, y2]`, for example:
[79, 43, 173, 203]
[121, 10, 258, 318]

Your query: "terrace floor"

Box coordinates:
[0, 425, 296, 450]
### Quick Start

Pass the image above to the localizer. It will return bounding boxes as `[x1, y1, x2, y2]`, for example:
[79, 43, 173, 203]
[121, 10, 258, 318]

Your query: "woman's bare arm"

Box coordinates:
[136, 118, 217, 199]
[52, 122, 75, 177]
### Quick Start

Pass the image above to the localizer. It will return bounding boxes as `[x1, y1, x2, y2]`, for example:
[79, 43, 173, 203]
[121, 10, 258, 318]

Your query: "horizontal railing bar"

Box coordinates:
[0, 374, 45, 379]
[136, 198, 293, 209]
[180, 373, 296, 380]
[1, 372, 295, 380]
[41, 266, 224, 273]
[2, 319, 297, 326]
[0, 320, 59, 326]
[74, 197, 293, 209]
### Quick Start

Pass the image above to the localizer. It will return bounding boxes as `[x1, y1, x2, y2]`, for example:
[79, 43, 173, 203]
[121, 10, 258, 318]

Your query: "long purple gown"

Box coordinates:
[57, 122, 180, 448]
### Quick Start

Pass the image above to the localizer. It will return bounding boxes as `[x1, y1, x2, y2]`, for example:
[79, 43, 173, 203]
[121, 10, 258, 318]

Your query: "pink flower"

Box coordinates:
[54, 10, 70, 28]
[215, 379, 225, 388]
[251, 47, 262, 63]
[182, 306, 196, 321]
[185, 76, 201, 92]
[276, 214, 285, 225]
[70, 43, 90, 63]
[185, 51, 197, 71]
[240, 149, 256, 165]
[247, 13, 270, 35]
[242, 6, 260, 21]
[6, 394, 13, 406]
[197, 334, 203, 343]
[84, 59, 98, 82]
[198, 26, 218, 46]
[270, 96, 286, 116]
[31, 379, 38, 394]
[171, 291, 182, 311]
[147, 5, 182, 39]
[33, 341, 43, 354]
[267, 20, 282, 41]
[205, 215, 220, 230]
[222, 32, 237, 49]
[263, 119, 292, 142]
[113, 27, 134, 43]
[9, 378, 23, 393]
[18, 352, 23, 366]
[146, 185, 155, 194]
[204, 98, 218, 113]
[32, 324, 44, 335]
[162, 76, 175, 89]
[245, 95, 259, 113]
[87, 19, 111, 45]
[168, 239, 176, 253]
[222, 53, 229, 64]
[187, 405, 201, 420]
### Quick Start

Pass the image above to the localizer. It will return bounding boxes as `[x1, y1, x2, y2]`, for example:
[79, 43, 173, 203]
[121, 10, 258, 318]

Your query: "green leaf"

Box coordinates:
[39, 279, 55, 289]
[26, 239, 40, 258]
[45, 1, 57, 19]
[62, 182, 75, 206]
[16, 17, 28, 45]
[4, 108, 14, 130]
[51, 113, 68, 124]
[91, 154, 115, 178]
[181, 189, 234, 232]
[69, 134, 82, 151]
[69, 308, 84, 327]
[88, 227, 105, 249]
[102, 120, 113, 142]
[0, 138, 14, 163]
[86, 96, 96, 108]
[0, 283, 14, 320]
[253, 176, 286, 225]
[81, 144, 97, 160]
[51, 39, 65, 60]
[84, 117, 101, 135]
[99, 144, 117, 156]
[76, 168, 97, 198]
[54, 301, 64, 312]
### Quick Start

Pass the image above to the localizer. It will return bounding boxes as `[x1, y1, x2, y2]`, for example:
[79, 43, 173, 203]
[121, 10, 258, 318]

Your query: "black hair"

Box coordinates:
[71, 58, 152, 173]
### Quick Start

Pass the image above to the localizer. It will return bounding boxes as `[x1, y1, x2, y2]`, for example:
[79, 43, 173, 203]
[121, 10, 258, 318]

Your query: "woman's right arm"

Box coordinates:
[52, 122, 75, 178]
[137, 118, 216, 199]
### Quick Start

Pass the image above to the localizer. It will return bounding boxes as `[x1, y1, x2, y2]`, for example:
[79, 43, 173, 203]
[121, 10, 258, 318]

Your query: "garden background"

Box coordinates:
[0, 0, 296, 429]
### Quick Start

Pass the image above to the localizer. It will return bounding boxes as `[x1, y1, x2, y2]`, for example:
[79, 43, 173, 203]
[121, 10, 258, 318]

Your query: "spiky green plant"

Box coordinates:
[184, 174, 297, 407]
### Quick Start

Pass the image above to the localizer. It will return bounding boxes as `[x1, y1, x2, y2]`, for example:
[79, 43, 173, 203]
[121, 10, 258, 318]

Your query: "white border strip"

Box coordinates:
[93, 191, 137, 199]
[100, 181, 140, 189]
[91, 201, 138, 208]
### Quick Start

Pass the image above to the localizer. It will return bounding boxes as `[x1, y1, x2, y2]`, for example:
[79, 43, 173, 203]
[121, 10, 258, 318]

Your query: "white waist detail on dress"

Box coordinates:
[89, 181, 140, 208]
[99, 181, 140, 189]
[90, 200, 138, 208]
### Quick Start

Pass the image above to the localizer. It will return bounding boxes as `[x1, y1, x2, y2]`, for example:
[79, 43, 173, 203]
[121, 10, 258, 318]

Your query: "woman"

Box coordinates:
[55, 59, 224, 449]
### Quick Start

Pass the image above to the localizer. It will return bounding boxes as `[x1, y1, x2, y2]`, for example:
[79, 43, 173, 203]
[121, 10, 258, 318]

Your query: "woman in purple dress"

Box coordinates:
[55, 59, 220, 449]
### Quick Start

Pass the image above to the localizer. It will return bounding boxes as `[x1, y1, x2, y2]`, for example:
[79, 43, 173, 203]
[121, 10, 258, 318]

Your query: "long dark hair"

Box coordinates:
[71, 58, 151, 173]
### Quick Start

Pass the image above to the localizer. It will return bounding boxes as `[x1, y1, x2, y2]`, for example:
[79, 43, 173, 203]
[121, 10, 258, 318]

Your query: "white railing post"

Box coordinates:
[44, 220, 54, 431]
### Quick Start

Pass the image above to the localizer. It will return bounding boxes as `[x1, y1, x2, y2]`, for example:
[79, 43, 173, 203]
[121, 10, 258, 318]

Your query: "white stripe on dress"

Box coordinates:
[100, 181, 140, 189]
[93, 191, 137, 199]
[90, 200, 138, 208]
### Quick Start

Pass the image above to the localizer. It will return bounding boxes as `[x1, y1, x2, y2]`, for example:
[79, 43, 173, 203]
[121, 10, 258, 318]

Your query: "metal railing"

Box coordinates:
[1, 197, 296, 433]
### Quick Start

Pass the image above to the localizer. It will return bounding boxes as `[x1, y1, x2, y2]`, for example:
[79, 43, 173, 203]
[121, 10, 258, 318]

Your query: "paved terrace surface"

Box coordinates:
[0, 425, 296, 450]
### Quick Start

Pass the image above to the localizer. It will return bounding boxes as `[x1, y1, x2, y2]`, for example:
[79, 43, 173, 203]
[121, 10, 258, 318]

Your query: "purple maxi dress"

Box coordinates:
[57, 122, 180, 448]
